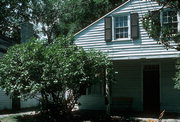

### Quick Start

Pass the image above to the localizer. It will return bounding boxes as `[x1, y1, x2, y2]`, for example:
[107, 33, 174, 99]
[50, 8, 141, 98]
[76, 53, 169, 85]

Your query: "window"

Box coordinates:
[162, 10, 178, 33]
[114, 15, 129, 39]
[104, 13, 139, 42]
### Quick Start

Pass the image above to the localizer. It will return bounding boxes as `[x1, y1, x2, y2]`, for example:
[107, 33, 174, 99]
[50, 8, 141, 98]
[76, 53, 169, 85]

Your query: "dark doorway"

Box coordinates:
[143, 65, 160, 112]
[12, 93, 21, 111]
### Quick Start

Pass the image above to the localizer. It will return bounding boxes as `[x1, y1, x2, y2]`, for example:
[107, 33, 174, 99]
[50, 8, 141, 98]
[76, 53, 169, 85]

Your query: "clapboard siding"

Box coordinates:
[78, 95, 106, 110]
[76, 59, 180, 112]
[0, 89, 39, 110]
[74, 0, 180, 112]
[75, 0, 180, 60]
[0, 90, 12, 110]
[111, 59, 180, 112]
[21, 99, 39, 109]
[112, 60, 142, 111]
[161, 60, 180, 113]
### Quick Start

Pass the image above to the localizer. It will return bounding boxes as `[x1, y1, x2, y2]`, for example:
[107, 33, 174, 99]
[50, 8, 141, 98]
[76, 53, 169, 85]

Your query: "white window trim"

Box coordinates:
[177, 11, 180, 32]
[112, 12, 131, 41]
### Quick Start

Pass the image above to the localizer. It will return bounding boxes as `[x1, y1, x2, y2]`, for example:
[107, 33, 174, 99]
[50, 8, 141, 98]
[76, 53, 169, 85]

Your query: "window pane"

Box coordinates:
[116, 34, 119, 39]
[124, 16, 128, 20]
[168, 16, 172, 23]
[120, 21, 123, 26]
[115, 22, 119, 27]
[120, 33, 123, 38]
[172, 23, 177, 28]
[120, 16, 123, 21]
[116, 28, 120, 34]
[172, 23, 177, 33]
[124, 21, 127, 26]
[125, 32, 128, 38]
[124, 28, 128, 38]
[124, 28, 128, 33]
[172, 16, 177, 22]
[163, 17, 167, 23]
[120, 28, 123, 33]
[115, 17, 119, 23]
[163, 12, 167, 16]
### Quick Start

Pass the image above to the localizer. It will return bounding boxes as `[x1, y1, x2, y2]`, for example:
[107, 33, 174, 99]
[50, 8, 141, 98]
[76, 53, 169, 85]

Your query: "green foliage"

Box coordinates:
[0, 40, 44, 98]
[0, 0, 127, 43]
[142, 11, 161, 40]
[142, 0, 180, 89]
[59, 0, 127, 36]
[0, 0, 31, 43]
[142, 1, 180, 50]
[155, 0, 179, 10]
[142, 11, 180, 50]
[174, 57, 180, 90]
[30, 0, 64, 43]
[0, 37, 113, 121]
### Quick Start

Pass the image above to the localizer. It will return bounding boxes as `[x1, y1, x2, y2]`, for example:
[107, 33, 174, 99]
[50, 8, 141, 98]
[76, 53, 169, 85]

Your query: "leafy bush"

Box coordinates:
[174, 57, 180, 90]
[0, 37, 113, 121]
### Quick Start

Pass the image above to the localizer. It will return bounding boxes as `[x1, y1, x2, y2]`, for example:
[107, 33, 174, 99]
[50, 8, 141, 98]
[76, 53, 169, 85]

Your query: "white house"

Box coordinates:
[75, 0, 180, 113]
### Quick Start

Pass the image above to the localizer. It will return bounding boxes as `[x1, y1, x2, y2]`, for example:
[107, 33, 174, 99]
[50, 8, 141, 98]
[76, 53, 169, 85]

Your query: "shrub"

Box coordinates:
[0, 37, 113, 121]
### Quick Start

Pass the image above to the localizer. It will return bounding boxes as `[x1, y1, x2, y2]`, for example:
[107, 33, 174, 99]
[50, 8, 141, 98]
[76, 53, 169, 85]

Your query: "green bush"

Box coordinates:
[0, 37, 113, 121]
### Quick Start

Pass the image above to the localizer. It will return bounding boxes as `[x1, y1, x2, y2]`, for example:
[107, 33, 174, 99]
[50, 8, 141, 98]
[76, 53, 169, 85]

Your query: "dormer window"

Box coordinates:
[114, 15, 129, 39]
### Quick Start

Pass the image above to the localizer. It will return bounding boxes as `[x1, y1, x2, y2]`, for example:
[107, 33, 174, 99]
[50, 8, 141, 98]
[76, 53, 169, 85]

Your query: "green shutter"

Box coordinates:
[131, 13, 139, 40]
[104, 17, 112, 42]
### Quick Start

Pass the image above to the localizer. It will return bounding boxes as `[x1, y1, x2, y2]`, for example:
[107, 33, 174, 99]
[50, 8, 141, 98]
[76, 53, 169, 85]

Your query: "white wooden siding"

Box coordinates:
[78, 82, 106, 110]
[21, 99, 39, 109]
[111, 59, 180, 112]
[0, 89, 39, 110]
[78, 95, 106, 110]
[112, 60, 142, 111]
[0, 90, 12, 110]
[161, 59, 180, 113]
[75, 0, 180, 60]
[74, 0, 180, 112]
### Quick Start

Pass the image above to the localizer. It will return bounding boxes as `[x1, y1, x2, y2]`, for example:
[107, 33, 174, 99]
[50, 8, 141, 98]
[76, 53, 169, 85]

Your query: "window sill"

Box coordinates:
[112, 38, 132, 42]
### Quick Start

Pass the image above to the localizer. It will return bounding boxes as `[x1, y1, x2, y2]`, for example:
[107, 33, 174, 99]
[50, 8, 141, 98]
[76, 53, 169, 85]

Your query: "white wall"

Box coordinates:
[78, 95, 106, 110]
[112, 60, 142, 111]
[0, 89, 39, 110]
[21, 98, 39, 109]
[161, 59, 180, 113]
[0, 90, 12, 110]
[110, 59, 180, 113]
[75, 0, 180, 60]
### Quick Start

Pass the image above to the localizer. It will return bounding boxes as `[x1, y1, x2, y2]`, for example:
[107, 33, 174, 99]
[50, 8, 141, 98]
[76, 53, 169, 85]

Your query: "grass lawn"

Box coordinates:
[0, 115, 39, 122]
[1, 115, 19, 122]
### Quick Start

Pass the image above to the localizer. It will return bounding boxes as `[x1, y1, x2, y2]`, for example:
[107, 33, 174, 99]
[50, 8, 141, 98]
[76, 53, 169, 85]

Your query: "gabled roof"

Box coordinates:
[74, 0, 131, 37]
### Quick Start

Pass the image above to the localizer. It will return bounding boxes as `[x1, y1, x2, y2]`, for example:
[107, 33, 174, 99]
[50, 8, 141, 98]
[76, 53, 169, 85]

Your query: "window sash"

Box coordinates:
[115, 27, 128, 38]
[162, 10, 178, 33]
[163, 11, 177, 24]
[114, 15, 129, 39]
